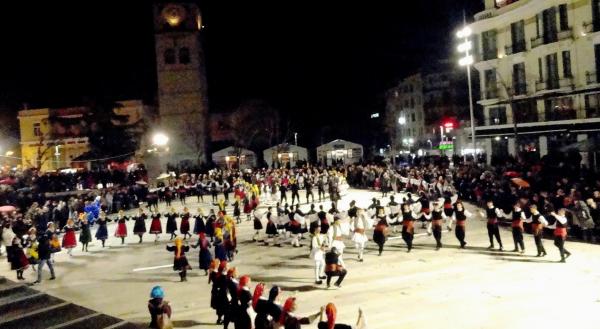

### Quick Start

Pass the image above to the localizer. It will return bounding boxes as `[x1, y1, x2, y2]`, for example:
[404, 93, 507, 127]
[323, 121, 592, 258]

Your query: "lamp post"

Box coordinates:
[457, 23, 477, 161]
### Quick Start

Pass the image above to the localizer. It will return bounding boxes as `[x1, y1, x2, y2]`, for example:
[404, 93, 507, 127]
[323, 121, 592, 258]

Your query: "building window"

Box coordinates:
[33, 123, 41, 137]
[513, 100, 538, 123]
[594, 0, 600, 31]
[510, 20, 526, 53]
[538, 57, 544, 81]
[546, 53, 559, 90]
[562, 51, 572, 78]
[558, 4, 569, 31]
[411, 113, 416, 122]
[484, 69, 498, 98]
[482, 30, 498, 60]
[585, 93, 600, 118]
[512, 63, 527, 95]
[164, 48, 176, 64]
[489, 106, 507, 125]
[410, 98, 415, 108]
[545, 97, 576, 121]
[179, 47, 190, 64]
[542, 7, 558, 44]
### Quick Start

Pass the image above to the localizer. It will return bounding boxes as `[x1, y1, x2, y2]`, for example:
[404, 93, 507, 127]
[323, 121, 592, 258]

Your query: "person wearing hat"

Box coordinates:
[253, 284, 283, 329]
[166, 237, 191, 281]
[317, 303, 367, 329]
[351, 208, 369, 262]
[208, 260, 224, 323]
[165, 208, 179, 241]
[132, 208, 148, 244]
[235, 275, 253, 329]
[148, 286, 172, 329]
[279, 297, 321, 329]
[325, 247, 347, 288]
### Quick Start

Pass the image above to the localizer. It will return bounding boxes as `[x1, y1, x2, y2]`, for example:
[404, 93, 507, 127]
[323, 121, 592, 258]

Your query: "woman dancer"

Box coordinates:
[114, 210, 129, 245]
[62, 218, 78, 256]
[193, 208, 206, 235]
[79, 216, 92, 252]
[149, 210, 163, 242]
[450, 201, 471, 248]
[166, 237, 191, 281]
[9, 235, 29, 280]
[317, 303, 367, 329]
[279, 297, 320, 329]
[236, 275, 253, 329]
[133, 209, 148, 243]
[192, 232, 213, 275]
[165, 208, 179, 240]
[95, 211, 111, 247]
[373, 208, 389, 256]
[180, 208, 192, 240]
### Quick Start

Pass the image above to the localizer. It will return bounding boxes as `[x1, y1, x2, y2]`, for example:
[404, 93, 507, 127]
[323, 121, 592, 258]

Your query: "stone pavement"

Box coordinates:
[1, 189, 600, 329]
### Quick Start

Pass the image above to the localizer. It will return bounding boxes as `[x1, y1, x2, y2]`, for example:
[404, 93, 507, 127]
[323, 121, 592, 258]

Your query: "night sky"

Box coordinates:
[0, 0, 482, 148]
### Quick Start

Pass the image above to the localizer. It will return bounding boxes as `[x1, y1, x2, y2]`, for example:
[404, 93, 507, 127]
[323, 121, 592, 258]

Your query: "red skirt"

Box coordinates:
[243, 204, 252, 214]
[150, 219, 162, 234]
[115, 223, 128, 237]
[62, 231, 77, 248]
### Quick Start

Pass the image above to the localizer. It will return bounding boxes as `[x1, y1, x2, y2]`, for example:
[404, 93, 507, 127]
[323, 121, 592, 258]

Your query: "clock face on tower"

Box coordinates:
[162, 4, 187, 27]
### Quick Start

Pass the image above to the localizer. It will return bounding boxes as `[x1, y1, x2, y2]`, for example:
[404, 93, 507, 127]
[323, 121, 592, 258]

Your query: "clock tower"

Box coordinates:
[154, 2, 208, 164]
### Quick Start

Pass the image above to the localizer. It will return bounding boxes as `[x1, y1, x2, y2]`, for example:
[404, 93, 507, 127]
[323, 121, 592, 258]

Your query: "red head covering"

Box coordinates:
[325, 303, 337, 329]
[209, 259, 219, 271]
[237, 275, 251, 296]
[280, 297, 296, 324]
[199, 232, 206, 240]
[252, 283, 265, 310]
[218, 260, 228, 273]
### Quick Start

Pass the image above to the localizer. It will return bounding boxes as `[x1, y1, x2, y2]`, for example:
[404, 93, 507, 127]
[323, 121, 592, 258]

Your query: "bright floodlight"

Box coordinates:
[456, 27, 472, 38]
[459, 55, 474, 66]
[408, 138, 414, 144]
[398, 116, 406, 125]
[153, 133, 169, 146]
[457, 41, 472, 53]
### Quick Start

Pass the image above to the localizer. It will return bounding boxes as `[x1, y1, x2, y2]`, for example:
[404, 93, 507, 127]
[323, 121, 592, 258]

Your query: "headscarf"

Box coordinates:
[325, 303, 337, 329]
[209, 259, 220, 271]
[280, 297, 296, 325]
[215, 227, 223, 239]
[174, 237, 183, 259]
[218, 260, 228, 273]
[268, 285, 280, 302]
[238, 275, 251, 297]
[150, 286, 164, 299]
[252, 283, 265, 310]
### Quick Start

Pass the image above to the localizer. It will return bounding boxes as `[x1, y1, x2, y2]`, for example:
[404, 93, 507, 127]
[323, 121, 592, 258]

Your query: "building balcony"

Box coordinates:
[535, 77, 573, 93]
[557, 28, 573, 41]
[505, 42, 526, 55]
[485, 87, 499, 100]
[531, 36, 543, 49]
[482, 51, 498, 61]
[508, 83, 528, 97]
[586, 71, 597, 85]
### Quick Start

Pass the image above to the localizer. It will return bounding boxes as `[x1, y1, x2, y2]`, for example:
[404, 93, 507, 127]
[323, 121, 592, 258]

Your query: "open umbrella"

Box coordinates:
[511, 178, 530, 188]
[0, 177, 16, 185]
[0, 205, 16, 212]
[504, 171, 520, 178]
[156, 173, 172, 180]
[136, 180, 148, 186]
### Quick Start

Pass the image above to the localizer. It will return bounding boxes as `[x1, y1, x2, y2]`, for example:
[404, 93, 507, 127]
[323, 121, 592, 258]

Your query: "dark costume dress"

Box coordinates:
[265, 212, 278, 235]
[193, 215, 206, 234]
[9, 238, 29, 270]
[148, 298, 171, 329]
[180, 213, 191, 235]
[79, 221, 92, 244]
[194, 237, 213, 270]
[206, 215, 216, 238]
[254, 215, 263, 230]
[166, 213, 179, 234]
[214, 237, 227, 261]
[95, 217, 110, 240]
[166, 245, 190, 271]
[236, 288, 253, 329]
[149, 214, 163, 234]
[133, 213, 148, 235]
[62, 226, 77, 248]
[373, 217, 389, 253]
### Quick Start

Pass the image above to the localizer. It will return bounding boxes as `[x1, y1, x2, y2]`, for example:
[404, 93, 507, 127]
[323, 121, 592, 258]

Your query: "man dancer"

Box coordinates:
[310, 226, 327, 285]
[351, 208, 369, 262]
[527, 205, 548, 257]
[387, 196, 401, 233]
[327, 215, 346, 267]
[485, 200, 504, 251]
[510, 202, 526, 253]
[429, 201, 444, 250]
[550, 209, 572, 263]
[325, 247, 347, 289]
[305, 176, 315, 204]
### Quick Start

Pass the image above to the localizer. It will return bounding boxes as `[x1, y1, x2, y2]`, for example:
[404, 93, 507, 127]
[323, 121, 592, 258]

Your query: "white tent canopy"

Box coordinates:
[263, 144, 308, 168]
[212, 146, 256, 169]
[317, 139, 363, 165]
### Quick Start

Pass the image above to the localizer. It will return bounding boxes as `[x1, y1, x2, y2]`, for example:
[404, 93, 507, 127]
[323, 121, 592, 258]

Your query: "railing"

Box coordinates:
[535, 77, 573, 92]
[557, 28, 573, 41]
[482, 51, 498, 61]
[531, 36, 543, 48]
[511, 82, 527, 96]
[586, 71, 597, 85]
[583, 20, 600, 33]
[505, 42, 526, 55]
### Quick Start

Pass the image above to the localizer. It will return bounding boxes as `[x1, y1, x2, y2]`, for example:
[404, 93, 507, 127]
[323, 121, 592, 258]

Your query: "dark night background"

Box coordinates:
[0, 0, 482, 149]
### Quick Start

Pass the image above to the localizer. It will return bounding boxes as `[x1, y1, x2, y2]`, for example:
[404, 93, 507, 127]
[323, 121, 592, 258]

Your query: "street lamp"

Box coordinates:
[457, 23, 477, 160]
[152, 132, 169, 147]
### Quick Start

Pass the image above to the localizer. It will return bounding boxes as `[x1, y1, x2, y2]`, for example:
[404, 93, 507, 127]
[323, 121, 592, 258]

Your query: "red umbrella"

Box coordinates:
[0, 177, 16, 185]
[0, 205, 16, 212]
[511, 178, 531, 188]
[504, 171, 519, 178]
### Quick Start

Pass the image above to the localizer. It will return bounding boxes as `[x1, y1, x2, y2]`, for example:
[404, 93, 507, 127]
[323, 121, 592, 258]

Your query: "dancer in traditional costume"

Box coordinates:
[95, 211, 111, 247]
[373, 208, 389, 256]
[78, 215, 92, 252]
[166, 237, 191, 281]
[62, 218, 77, 256]
[279, 297, 320, 329]
[193, 208, 206, 235]
[484, 200, 504, 251]
[9, 235, 29, 280]
[235, 275, 253, 329]
[351, 208, 369, 262]
[527, 204, 547, 257]
[114, 210, 129, 244]
[450, 201, 471, 248]
[149, 210, 163, 242]
[311, 226, 328, 285]
[510, 203, 526, 253]
[264, 207, 279, 246]
[180, 208, 192, 240]
[317, 303, 367, 329]
[165, 208, 179, 240]
[550, 209, 572, 262]
[133, 209, 148, 243]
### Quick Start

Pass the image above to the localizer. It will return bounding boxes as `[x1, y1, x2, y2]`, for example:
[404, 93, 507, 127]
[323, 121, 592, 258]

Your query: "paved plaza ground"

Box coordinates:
[1, 189, 600, 329]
